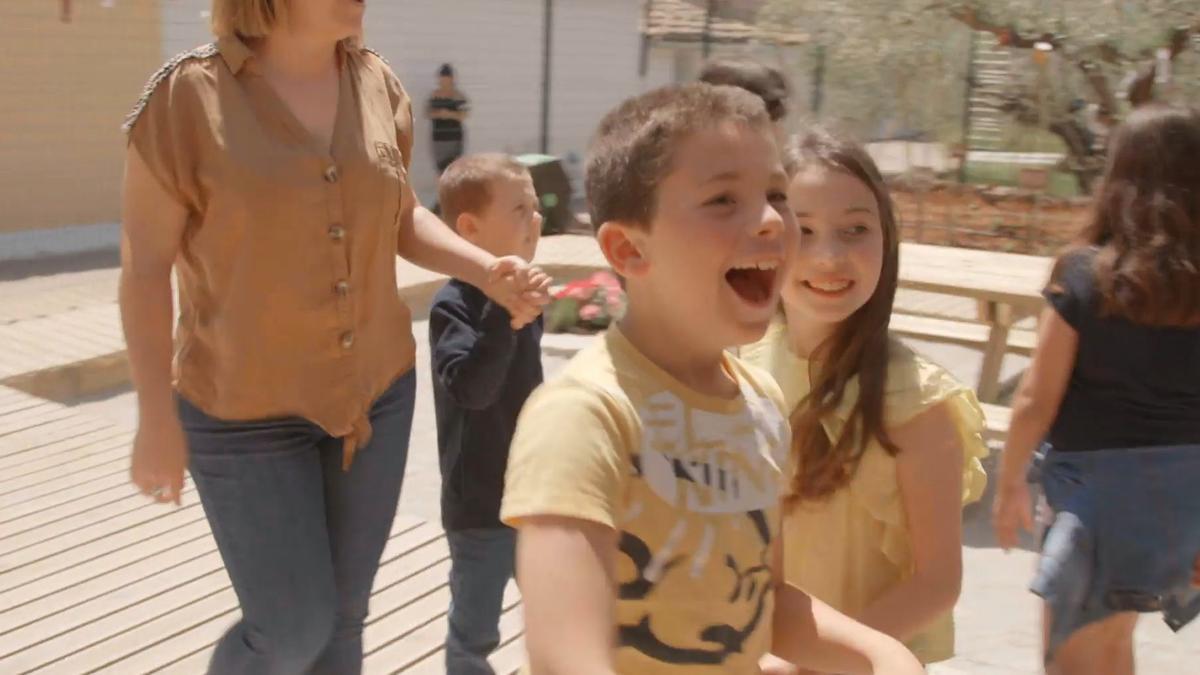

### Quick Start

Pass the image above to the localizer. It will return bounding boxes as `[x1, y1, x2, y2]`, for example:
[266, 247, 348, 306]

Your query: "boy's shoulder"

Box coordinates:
[726, 354, 792, 466]
[431, 277, 472, 301]
[544, 333, 788, 435]
[430, 278, 486, 314]
[523, 331, 654, 431]
[729, 349, 785, 396]
[428, 281, 491, 344]
[550, 330, 785, 403]
[725, 349, 791, 424]
[541, 331, 627, 399]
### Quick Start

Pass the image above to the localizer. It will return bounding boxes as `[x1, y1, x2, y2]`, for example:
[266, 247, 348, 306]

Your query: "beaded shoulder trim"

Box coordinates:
[361, 46, 390, 66]
[121, 43, 219, 134]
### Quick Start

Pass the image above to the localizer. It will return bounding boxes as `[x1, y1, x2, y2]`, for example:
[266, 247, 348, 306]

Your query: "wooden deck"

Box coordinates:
[0, 386, 524, 674]
[0, 380, 1007, 675]
[0, 269, 126, 401]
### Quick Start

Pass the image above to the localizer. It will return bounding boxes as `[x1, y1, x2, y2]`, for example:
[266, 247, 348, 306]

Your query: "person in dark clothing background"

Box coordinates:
[429, 154, 545, 675]
[427, 63, 470, 175]
[698, 58, 790, 142]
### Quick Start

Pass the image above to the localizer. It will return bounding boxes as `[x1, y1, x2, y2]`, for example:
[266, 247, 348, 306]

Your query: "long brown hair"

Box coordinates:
[1055, 105, 1200, 326]
[783, 129, 901, 501]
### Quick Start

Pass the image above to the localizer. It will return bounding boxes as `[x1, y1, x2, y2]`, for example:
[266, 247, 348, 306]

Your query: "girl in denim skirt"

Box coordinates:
[994, 105, 1200, 675]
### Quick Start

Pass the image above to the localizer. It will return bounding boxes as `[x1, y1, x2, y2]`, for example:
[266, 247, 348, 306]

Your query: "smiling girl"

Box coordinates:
[744, 129, 989, 672]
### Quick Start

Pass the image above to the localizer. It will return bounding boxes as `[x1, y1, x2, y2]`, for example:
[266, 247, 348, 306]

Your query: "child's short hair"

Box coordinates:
[438, 154, 530, 229]
[698, 59, 790, 122]
[585, 83, 770, 231]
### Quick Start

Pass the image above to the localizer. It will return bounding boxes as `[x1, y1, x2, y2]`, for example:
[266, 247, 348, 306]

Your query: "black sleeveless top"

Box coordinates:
[1046, 248, 1200, 452]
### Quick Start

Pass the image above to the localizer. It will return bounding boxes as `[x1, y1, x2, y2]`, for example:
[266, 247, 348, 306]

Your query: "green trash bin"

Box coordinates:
[516, 153, 581, 235]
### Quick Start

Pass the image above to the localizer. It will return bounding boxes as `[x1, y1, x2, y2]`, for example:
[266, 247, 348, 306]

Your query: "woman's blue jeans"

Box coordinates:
[180, 370, 416, 675]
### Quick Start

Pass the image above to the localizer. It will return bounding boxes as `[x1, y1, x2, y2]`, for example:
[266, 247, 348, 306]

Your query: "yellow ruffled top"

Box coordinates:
[740, 320, 988, 664]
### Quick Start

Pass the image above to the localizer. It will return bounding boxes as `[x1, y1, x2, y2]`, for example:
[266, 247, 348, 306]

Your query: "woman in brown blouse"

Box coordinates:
[119, 1, 547, 673]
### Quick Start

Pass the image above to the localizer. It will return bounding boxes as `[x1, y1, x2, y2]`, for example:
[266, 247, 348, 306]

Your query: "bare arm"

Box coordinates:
[516, 516, 618, 675]
[770, 525, 923, 674]
[397, 194, 491, 287]
[994, 307, 1078, 548]
[855, 403, 965, 641]
[1001, 308, 1077, 475]
[120, 145, 189, 504]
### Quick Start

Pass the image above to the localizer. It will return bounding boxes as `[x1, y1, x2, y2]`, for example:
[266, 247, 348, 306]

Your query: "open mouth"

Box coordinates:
[725, 261, 779, 307]
[803, 279, 854, 297]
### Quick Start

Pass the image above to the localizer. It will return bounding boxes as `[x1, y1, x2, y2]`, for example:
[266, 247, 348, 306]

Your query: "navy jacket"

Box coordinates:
[429, 280, 543, 531]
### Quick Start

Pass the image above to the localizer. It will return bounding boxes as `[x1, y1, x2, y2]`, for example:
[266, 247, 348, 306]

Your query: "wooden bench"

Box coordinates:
[891, 313, 1037, 356]
[899, 243, 1051, 403]
[980, 402, 1012, 444]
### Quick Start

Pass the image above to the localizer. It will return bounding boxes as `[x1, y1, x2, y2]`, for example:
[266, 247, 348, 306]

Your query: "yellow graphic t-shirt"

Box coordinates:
[741, 319, 989, 664]
[502, 326, 791, 674]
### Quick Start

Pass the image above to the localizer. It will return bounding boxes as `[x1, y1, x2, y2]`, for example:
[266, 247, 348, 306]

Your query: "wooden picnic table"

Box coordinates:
[898, 242, 1054, 403]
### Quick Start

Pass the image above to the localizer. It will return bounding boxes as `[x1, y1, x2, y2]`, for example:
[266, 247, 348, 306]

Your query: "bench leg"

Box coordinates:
[977, 302, 1014, 403]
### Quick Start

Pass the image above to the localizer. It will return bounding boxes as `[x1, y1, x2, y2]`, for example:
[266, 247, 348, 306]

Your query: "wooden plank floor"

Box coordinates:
[0, 386, 524, 674]
[0, 270, 123, 383]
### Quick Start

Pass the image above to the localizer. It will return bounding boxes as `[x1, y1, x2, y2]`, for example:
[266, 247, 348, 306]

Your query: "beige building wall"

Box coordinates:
[0, 1, 663, 238]
[0, 1, 162, 233]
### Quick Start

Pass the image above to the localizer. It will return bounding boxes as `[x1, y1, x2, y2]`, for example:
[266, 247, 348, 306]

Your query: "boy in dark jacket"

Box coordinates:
[429, 153, 544, 675]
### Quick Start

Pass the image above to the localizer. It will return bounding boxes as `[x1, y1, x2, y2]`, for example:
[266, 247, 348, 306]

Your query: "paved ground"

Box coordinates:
[8, 240, 1195, 673]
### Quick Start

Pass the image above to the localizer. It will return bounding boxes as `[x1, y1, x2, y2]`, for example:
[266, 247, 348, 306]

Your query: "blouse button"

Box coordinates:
[335, 280, 351, 296]
[324, 166, 339, 183]
[340, 331, 355, 349]
[329, 224, 346, 241]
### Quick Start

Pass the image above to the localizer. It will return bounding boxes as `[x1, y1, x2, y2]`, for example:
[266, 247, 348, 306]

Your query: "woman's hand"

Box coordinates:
[992, 478, 1034, 551]
[130, 410, 188, 505]
[484, 256, 552, 329]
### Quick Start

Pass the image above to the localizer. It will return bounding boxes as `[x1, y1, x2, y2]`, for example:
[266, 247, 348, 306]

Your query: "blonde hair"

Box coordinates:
[211, 0, 287, 38]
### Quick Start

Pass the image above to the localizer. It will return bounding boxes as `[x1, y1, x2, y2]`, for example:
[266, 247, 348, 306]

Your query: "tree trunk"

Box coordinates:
[1048, 119, 1099, 193]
